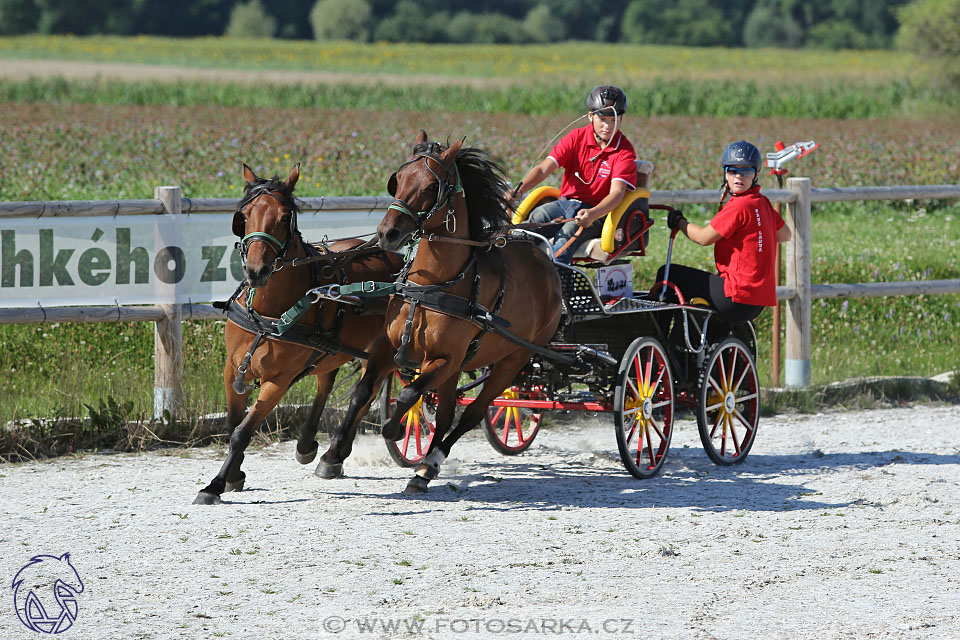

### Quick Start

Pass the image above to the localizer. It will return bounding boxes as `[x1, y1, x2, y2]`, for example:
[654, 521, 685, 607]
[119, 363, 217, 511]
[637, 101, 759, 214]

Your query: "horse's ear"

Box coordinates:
[242, 162, 257, 184]
[415, 129, 428, 147]
[232, 212, 245, 238]
[387, 172, 398, 197]
[443, 136, 464, 163]
[285, 163, 300, 192]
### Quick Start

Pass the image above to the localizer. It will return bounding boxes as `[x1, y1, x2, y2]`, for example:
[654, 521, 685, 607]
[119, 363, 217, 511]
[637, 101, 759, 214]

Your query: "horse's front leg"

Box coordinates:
[403, 374, 459, 495]
[295, 367, 339, 465]
[407, 349, 533, 495]
[315, 339, 395, 479]
[194, 379, 292, 505]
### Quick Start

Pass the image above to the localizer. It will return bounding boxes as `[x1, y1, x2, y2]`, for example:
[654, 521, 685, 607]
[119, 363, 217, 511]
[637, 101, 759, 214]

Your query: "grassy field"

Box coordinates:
[2, 36, 956, 119]
[0, 37, 958, 438]
[0, 35, 922, 84]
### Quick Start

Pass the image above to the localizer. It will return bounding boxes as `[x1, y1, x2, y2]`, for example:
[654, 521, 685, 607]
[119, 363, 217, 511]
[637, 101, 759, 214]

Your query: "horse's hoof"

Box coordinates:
[295, 441, 319, 465]
[403, 476, 429, 495]
[225, 477, 245, 493]
[193, 492, 222, 506]
[314, 462, 344, 479]
[381, 423, 403, 442]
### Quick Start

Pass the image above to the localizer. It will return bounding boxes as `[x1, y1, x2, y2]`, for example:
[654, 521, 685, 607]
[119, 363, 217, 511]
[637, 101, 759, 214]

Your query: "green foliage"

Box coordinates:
[2, 75, 955, 119]
[0, 0, 39, 35]
[742, 1, 804, 48]
[0, 0, 915, 46]
[523, 4, 567, 43]
[83, 396, 134, 431]
[374, 1, 447, 43]
[445, 11, 524, 44]
[35, 0, 132, 35]
[224, 0, 276, 39]
[897, 0, 960, 86]
[310, 0, 371, 41]
[805, 19, 870, 49]
[621, 0, 732, 46]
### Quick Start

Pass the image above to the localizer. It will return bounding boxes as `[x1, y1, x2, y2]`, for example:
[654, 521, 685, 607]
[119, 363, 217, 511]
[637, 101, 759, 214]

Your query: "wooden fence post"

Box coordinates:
[785, 177, 812, 387]
[153, 186, 184, 419]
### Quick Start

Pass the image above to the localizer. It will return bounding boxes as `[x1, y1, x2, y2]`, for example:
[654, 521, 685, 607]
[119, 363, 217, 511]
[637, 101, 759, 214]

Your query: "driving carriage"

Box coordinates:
[379, 154, 761, 480]
[195, 135, 762, 504]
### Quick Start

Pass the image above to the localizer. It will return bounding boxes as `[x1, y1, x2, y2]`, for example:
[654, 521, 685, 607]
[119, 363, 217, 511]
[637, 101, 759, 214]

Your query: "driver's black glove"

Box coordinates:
[667, 209, 687, 231]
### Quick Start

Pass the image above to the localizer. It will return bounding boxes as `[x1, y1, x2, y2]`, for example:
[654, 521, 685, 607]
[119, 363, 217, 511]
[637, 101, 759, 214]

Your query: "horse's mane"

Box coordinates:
[239, 175, 301, 218]
[413, 141, 511, 242]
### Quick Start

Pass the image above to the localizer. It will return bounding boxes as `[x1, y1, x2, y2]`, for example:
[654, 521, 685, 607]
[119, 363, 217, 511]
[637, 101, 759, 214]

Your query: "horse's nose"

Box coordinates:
[243, 263, 271, 287]
[378, 228, 403, 251]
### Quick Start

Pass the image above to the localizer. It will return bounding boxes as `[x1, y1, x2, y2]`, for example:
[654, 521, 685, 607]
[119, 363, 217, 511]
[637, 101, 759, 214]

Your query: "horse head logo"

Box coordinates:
[12, 553, 85, 634]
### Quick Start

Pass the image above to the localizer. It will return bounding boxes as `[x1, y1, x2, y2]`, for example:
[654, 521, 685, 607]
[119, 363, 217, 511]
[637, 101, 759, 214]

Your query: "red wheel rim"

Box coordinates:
[386, 372, 436, 465]
[702, 342, 758, 460]
[486, 405, 542, 452]
[621, 342, 673, 473]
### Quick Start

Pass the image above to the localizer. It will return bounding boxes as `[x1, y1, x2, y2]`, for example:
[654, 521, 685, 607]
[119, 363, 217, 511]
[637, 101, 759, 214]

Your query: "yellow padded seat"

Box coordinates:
[511, 186, 651, 255]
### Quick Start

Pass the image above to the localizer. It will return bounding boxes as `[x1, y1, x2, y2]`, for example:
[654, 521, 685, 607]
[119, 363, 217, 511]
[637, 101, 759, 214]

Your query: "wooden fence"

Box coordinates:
[2, 180, 959, 417]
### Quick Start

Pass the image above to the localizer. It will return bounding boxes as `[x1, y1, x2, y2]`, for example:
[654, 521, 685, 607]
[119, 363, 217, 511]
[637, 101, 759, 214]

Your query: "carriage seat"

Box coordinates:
[511, 160, 655, 264]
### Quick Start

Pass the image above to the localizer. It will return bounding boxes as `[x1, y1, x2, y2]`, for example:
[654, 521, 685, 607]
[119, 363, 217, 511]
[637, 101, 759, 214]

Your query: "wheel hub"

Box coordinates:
[642, 398, 654, 419]
[724, 392, 736, 414]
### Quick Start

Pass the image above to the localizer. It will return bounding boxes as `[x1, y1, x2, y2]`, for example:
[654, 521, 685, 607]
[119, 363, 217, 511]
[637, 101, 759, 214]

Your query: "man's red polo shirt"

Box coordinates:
[548, 125, 637, 206]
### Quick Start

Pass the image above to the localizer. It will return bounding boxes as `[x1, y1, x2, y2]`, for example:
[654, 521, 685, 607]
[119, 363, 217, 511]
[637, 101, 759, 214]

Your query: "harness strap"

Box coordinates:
[225, 300, 369, 362]
[394, 297, 419, 369]
[233, 331, 265, 395]
[284, 236, 381, 268]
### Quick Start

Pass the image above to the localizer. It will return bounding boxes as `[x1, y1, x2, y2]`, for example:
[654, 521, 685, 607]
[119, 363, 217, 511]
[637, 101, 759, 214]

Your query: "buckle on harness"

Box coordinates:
[311, 284, 341, 301]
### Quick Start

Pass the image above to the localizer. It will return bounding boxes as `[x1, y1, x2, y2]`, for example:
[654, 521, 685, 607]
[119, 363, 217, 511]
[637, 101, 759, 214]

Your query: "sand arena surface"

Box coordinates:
[2, 405, 959, 639]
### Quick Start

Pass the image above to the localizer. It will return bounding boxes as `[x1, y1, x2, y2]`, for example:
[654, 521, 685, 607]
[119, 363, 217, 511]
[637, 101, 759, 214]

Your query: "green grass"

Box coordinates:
[0, 35, 921, 84]
[1, 36, 956, 119]
[0, 76, 954, 119]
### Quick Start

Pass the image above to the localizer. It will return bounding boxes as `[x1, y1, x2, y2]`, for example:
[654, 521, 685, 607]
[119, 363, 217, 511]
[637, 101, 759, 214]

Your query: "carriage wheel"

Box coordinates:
[483, 387, 543, 455]
[380, 372, 437, 467]
[614, 337, 674, 479]
[695, 337, 760, 465]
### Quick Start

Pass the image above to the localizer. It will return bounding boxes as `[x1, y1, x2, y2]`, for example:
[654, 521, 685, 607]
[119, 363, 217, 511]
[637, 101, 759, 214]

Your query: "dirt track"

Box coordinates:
[2, 405, 959, 639]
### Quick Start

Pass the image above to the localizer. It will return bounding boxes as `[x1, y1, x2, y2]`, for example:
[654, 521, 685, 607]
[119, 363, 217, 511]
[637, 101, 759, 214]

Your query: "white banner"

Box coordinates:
[0, 210, 383, 307]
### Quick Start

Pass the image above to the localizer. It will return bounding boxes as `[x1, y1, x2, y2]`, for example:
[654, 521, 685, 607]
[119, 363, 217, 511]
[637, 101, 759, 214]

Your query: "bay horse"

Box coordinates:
[193, 163, 403, 505]
[315, 131, 564, 494]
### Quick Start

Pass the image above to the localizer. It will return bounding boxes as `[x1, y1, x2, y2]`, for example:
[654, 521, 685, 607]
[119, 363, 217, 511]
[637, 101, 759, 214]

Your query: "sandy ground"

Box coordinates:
[2, 405, 959, 639]
[0, 58, 509, 88]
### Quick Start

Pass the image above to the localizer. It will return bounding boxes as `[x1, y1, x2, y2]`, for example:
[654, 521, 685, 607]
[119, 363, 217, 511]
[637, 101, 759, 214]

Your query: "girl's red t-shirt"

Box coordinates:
[710, 186, 785, 306]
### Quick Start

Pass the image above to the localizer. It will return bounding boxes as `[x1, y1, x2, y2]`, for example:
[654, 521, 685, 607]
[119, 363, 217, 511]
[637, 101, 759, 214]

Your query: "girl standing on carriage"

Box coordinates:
[509, 85, 638, 264]
[656, 140, 792, 322]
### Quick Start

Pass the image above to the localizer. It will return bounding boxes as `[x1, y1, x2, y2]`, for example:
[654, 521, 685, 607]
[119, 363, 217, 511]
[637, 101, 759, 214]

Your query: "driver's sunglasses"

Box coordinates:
[724, 166, 757, 176]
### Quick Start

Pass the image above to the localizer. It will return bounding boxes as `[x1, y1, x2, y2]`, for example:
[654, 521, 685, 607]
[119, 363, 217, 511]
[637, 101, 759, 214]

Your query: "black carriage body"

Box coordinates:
[517, 263, 758, 405]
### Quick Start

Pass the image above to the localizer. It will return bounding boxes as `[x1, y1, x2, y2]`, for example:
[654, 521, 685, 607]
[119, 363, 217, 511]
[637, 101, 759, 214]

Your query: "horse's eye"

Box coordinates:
[281, 214, 292, 224]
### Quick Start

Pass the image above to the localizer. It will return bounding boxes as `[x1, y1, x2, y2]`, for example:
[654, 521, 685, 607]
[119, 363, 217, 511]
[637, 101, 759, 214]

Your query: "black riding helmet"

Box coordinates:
[721, 140, 762, 186]
[587, 85, 627, 116]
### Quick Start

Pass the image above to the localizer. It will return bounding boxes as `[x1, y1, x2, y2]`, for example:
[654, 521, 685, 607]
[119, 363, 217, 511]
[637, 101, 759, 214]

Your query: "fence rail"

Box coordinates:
[0, 195, 393, 218]
[2, 180, 958, 414]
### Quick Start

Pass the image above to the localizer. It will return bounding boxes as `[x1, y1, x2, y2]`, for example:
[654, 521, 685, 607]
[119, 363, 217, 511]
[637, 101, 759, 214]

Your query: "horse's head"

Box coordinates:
[378, 130, 463, 252]
[234, 163, 300, 287]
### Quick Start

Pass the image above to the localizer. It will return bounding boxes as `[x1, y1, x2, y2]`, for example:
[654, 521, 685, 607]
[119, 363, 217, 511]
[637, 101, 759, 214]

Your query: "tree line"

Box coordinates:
[0, 0, 917, 49]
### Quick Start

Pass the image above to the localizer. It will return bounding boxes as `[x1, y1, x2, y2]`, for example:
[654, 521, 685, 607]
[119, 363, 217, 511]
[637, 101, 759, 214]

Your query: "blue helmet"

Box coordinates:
[721, 140, 762, 173]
